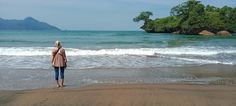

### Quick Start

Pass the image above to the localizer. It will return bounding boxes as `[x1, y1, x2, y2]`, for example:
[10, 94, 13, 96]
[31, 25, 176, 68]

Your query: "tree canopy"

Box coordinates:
[134, 0, 236, 34]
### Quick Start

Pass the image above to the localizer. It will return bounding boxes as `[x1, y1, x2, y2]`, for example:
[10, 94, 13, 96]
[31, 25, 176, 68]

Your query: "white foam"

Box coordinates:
[168, 56, 234, 65]
[0, 47, 52, 56]
[0, 47, 236, 56]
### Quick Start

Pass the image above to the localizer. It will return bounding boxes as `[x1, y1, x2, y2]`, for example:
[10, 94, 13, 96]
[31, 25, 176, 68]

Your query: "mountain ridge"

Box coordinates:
[0, 17, 60, 30]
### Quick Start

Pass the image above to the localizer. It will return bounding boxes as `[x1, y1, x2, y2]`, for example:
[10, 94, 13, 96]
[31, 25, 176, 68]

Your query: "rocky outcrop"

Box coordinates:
[198, 30, 215, 36]
[216, 30, 232, 36]
[172, 31, 180, 34]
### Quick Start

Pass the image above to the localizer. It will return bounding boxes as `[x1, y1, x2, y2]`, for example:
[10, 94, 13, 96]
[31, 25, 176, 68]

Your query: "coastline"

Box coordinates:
[1, 64, 236, 106]
[1, 64, 236, 90]
[1, 84, 236, 106]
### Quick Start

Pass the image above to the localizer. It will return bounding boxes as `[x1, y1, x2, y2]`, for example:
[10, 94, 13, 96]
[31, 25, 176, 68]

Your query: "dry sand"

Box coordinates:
[1, 84, 236, 106]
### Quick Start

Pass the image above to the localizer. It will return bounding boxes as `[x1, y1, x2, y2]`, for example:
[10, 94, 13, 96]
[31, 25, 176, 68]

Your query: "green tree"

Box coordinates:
[205, 5, 219, 12]
[219, 6, 236, 32]
[133, 11, 153, 22]
[134, 0, 236, 34]
[170, 0, 202, 22]
[133, 11, 154, 32]
[171, 0, 205, 34]
[153, 16, 181, 33]
[203, 11, 224, 32]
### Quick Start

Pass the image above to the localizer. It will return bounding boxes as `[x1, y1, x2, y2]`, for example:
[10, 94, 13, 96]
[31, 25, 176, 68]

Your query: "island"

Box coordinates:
[133, 0, 236, 36]
[0, 17, 60, 31]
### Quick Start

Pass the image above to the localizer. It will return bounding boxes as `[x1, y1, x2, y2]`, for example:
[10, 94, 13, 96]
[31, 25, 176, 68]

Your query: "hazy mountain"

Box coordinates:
[0, 17, 60, 30]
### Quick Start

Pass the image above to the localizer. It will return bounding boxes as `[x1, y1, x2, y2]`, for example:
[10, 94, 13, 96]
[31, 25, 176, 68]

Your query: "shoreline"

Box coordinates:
[0, 64, 236, 90]
[1, 84, 236, 106]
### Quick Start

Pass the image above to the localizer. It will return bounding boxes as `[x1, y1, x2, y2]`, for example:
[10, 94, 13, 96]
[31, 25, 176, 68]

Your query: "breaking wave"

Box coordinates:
[0, 47, 236, 56]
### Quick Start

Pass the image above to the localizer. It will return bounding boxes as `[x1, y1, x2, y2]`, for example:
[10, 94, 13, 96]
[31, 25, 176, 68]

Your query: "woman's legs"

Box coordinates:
[54, 67, 60, 87]
[60, 67, 65, 87]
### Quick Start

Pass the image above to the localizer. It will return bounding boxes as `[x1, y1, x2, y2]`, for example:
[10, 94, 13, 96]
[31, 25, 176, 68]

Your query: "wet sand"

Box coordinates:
[1, 64, 236, 106]
[1, 64, 236, 90]
[1, 84, 236, 106]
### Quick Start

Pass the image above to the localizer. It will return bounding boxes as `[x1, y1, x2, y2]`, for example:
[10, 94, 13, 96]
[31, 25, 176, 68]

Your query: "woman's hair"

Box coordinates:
[55, 40, 62, 47]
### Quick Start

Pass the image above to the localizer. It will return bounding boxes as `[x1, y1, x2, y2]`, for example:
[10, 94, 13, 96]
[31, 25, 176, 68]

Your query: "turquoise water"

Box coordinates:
[0, 30, 236, 69]
[1, 30, 236, 48]
[0, 30, 236, 90]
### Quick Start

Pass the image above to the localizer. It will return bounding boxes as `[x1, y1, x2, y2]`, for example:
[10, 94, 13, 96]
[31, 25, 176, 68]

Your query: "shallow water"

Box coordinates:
[0, 31, 236, 90]
[0, 31, 236, 70]
[1, 64, 235, 90]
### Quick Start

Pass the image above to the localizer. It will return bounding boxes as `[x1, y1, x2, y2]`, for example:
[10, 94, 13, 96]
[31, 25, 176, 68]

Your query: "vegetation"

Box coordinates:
[133, 0, 236, 34]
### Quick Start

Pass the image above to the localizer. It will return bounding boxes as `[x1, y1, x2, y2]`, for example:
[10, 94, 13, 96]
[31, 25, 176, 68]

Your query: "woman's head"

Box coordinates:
[55, 40, 62, 47]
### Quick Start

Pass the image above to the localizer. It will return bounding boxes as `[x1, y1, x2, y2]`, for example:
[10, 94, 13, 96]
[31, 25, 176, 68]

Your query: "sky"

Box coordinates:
[1, 0, 236, 31]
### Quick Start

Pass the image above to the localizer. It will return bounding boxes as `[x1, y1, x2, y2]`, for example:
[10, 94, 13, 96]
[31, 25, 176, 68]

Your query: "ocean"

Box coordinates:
[0, 30, 236, 90]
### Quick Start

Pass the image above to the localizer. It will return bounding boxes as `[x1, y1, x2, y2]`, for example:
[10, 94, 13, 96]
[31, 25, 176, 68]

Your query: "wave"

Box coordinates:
[167, 56, 234, 65]
[0, 47, 236, 56]
[97, 41, 142, 45]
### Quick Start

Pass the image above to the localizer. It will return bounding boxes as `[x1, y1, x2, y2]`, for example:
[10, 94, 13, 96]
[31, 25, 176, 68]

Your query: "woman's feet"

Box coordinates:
[61, 79, 64, 88]
[60, 84, 64, 88]
[55, 80, 64, 88]
[57, 85, 61, 88]
[56, 80, 60, 88]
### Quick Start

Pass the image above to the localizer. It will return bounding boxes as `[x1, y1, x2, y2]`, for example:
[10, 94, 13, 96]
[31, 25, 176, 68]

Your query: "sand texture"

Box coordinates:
[1, 84, 236, 106]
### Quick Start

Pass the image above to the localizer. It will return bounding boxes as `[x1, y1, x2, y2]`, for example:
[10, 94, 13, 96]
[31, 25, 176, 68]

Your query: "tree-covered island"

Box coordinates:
[133, 0, 236, 36]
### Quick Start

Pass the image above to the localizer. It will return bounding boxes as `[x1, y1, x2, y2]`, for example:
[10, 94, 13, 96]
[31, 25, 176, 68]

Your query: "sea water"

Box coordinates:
[1, 30, 236, 69]
[0, 30, 236, 90]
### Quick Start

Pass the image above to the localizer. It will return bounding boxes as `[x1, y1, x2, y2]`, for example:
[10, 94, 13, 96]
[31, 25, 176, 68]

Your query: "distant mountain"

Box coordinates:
[0, 17, 60, 30]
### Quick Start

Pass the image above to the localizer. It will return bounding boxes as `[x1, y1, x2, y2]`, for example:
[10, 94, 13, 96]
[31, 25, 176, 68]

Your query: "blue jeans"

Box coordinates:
[54, 67, 65, 80]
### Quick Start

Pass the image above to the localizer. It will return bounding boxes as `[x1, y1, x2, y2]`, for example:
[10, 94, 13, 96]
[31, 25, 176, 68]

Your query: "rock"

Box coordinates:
[198, 30, 215, 36]
[217, 30, 232, 36]
[172, 31, 180, 34]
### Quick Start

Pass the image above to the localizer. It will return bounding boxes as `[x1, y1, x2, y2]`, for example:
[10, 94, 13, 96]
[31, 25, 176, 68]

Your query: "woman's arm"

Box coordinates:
[63, 49, 67, 63]
[51, 49, 56, 63]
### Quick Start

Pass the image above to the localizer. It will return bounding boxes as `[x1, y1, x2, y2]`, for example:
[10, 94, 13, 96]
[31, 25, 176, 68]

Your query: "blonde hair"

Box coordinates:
[55, 40, 62, 47]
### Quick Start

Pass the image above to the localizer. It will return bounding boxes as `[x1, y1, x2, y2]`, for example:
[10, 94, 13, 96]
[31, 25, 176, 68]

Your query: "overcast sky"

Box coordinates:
[1, 0, 235, 31]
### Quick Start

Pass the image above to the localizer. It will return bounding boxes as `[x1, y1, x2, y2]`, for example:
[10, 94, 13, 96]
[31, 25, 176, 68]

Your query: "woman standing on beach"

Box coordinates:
[51, 41, 67, 87]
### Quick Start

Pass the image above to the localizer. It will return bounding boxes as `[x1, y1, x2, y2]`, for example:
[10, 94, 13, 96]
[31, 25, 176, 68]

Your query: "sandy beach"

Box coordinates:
[1, 0, 236, 106]
[1, 65, 235, 106]
[1, 84, 236, 106]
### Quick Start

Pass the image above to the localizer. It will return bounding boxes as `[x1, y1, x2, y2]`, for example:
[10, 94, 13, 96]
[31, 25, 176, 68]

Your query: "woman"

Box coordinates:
[51, 41, 67, 87]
